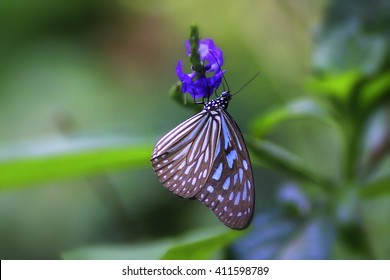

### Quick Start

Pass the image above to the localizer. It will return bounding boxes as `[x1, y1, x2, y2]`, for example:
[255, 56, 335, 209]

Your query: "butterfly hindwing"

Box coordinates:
[195, 110, 255, 229]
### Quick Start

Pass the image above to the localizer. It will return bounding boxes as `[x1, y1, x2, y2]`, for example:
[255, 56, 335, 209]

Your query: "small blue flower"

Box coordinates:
[176, 38, 225, 99]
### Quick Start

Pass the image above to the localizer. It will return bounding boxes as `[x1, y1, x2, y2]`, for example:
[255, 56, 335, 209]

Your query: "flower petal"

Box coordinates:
[176, 38, 225, 99]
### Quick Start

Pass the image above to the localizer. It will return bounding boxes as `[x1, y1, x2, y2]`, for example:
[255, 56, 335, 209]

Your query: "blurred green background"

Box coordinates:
[0, 0, 389, 260]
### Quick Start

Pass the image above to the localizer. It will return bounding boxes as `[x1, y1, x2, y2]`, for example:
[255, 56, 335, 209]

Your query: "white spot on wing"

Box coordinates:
[226, 150, 237, 168]
[178, 161, 186, 170]
[239, 168, 243, 183]
[242, 184, 247, 200]
[215, 139, 221, 157]
[204, 147, 209, 163]
[222, 177, 230, 190]
[243, 159, 248, 170]
[194, 153, 204, 173]
[184, 162, 195, 175]
[233, 173, 238, 184]
[220, 114, 233, 150]
[234, 191, 241, 205]
[212, 163, 223, 180]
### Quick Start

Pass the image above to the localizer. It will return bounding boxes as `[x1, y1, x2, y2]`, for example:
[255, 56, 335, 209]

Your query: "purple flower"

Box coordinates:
[176, 38, 225, 99]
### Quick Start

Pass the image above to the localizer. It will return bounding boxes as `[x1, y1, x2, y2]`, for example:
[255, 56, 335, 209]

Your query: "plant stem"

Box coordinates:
[342, 115, 365, 183]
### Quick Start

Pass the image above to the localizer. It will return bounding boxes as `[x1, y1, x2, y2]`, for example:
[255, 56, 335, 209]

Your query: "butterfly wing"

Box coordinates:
[151, 110, 219, 198]
[195, 109, 255, 229]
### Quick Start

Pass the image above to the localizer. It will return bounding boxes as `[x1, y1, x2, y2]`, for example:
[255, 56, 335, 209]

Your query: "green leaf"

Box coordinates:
[361, 196, 390, 259]
[360, 72, 390, 111]
[62, 227, 244, 260]
[62, 239, 173, 260]
[169, 81, 184, 103]
[305, 71, 361, 102]
[312, 19, 386, 74]
[251, 98, 334, 137]
[359, 177, 390, 198]
[0, 138, 152, 189]
[169, 81, 200, 112]
[161, 228, 244, 260]
[247, 138, 336, 191]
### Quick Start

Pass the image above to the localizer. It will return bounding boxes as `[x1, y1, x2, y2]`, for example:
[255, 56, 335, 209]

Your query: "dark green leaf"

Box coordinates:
[360, 72, 390, 111]
[359, 177, 390, 198]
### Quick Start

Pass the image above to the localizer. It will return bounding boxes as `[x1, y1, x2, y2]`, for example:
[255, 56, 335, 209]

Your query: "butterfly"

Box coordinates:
[151, 91, 255, 230]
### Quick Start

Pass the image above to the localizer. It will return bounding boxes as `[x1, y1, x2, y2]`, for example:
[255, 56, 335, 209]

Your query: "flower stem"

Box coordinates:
[189, 24, 203, 73]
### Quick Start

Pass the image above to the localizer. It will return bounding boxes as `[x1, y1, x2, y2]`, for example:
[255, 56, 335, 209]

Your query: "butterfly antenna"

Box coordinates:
[232, 72, 260, 96]
[193, 62, 215, 102]
[208, 50, 229, 93]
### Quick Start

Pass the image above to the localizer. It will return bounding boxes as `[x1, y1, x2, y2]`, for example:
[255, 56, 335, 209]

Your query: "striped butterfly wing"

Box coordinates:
[195, 109, 255, 229]
[151, 92, 255, 230]
[151, 110, 219, 198]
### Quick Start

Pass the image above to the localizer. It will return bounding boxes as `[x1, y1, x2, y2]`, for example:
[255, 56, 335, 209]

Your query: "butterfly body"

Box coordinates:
[151, 91, 254, 229]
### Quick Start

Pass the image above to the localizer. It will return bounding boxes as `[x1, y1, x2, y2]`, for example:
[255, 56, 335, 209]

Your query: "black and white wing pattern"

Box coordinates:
[151, 111, 219, 198]
[151, 92, 255, 230]
[194, 109, 254, 229]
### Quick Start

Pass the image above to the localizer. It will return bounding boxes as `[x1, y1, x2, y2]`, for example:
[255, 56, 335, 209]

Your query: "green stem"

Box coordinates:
[342, 117, 364, 183]
[189, 24, 203, 73]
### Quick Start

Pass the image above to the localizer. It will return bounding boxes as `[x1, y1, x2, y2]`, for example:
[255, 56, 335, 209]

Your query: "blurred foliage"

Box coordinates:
[63, 227, 242, 260]
[0, 138, 151, 189]
[0, 0, 389, 260]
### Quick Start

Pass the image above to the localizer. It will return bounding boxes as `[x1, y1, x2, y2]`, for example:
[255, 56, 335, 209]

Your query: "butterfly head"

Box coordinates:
[204, 91, 231, 111]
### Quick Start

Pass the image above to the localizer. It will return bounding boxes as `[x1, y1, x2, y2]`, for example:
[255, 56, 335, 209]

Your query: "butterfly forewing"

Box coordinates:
[195, 110, 254, 229]
[151, 111, 219, 198]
